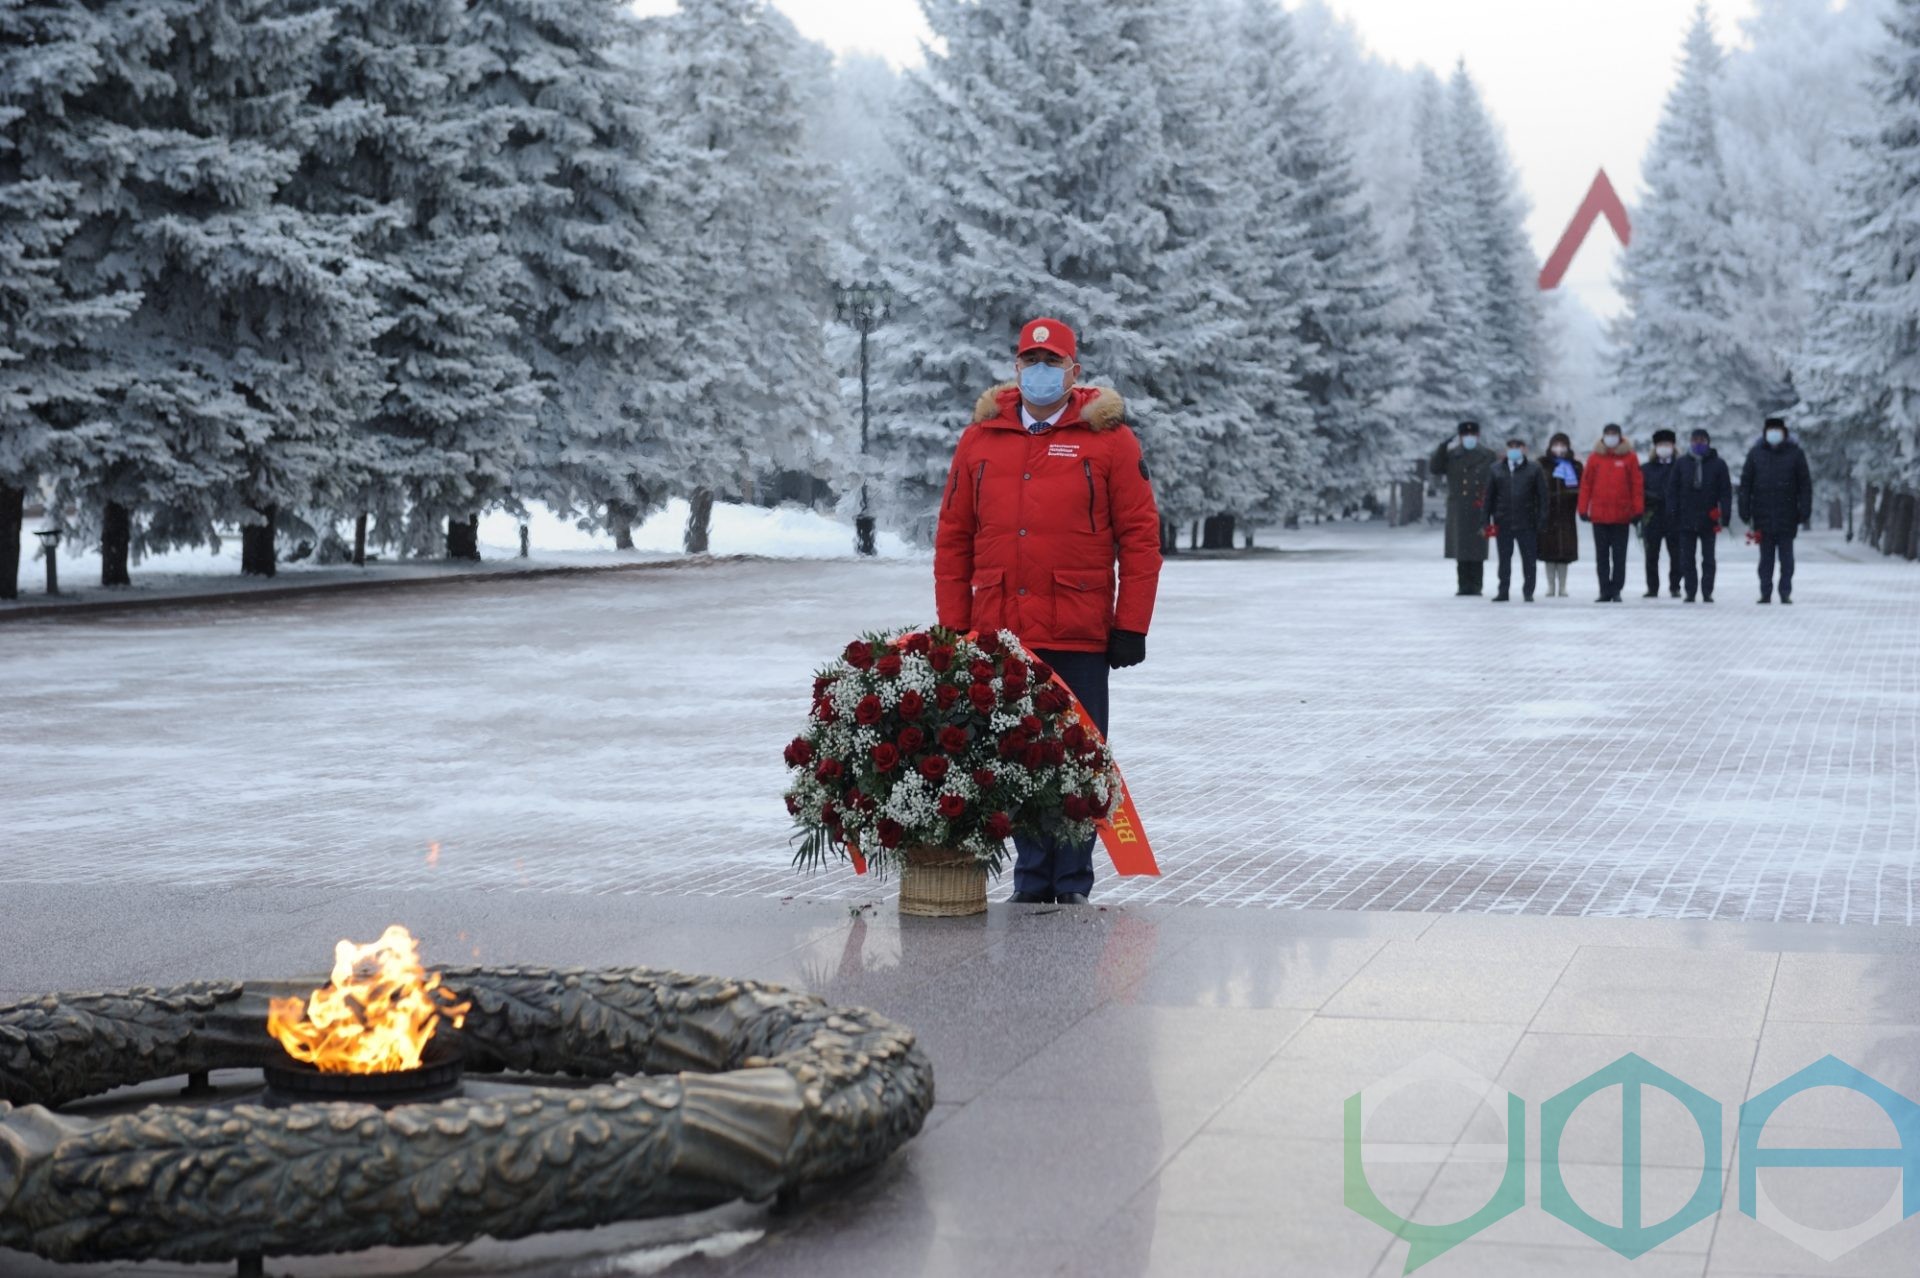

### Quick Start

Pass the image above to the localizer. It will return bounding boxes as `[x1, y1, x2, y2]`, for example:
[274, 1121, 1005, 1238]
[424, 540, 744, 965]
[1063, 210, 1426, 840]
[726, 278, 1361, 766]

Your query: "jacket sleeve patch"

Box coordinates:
[1139, 459, 1151, 482]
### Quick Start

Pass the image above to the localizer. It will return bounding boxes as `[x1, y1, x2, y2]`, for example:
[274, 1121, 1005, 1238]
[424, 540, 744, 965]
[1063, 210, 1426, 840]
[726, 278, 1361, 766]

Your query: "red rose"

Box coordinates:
[1030, 659, 1054, 684]
[929, 645, 956, 672]
[1035, 687, 1070, 715]
[1020, 715, 1043, 736]
[897, 726, 926, 754]
[859, 791, 878, 813]
[968, 683, 997, 713]
[1062, 724, 1088, 752]
[876, 653, 903, 679]
[784, 738, 815, 767]
[1063, 795, 1091, 821]
[784, 794, 800, 815]
[855, 694, 883, 726]
[1002, 659, 1028, 685]
[940, 725, 970, 754]
[821, 800, 840, 825]
[813, 675, 836, 698]
[904, 633, 933, 656]
[844, 787, 862, 808]
[938, 793, 967, 820]
[1002, 681, 1027, 706]
[1022, 743, 1046, 769]
[1043, 739, 1067, 766]
[977, 633, 1003, 655]
[876, 819, 905, 849]
[1090, 792, 1112, 818]
[973, 768, 996, 789]
[898, 690, 927, 720]
[936, 685, 962, 711]
[871, 743, 901, 773]
[844, 641, 875, 670]
[968, 659, 996, 683]
[814, 699, 838, 724]
[815, 758, 844, 783]
[985, 811, 1013, 839]
[997, 730, 1026, 759]
[919, 755, 951, 782]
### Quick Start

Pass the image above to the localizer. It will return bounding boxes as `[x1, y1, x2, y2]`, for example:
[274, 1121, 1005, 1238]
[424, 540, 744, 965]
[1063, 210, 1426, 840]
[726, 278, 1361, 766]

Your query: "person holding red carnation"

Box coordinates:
[933, 316, 1163, 905]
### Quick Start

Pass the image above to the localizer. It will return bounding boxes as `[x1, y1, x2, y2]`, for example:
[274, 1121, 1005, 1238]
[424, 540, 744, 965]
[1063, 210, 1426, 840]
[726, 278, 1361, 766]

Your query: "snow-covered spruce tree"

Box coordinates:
[1404, 70, 1483, 434]
[1613, 5, 1777, 445]
[1256, 0, 1412, 521]
[290, 0, 539, 562]
[651, 0, 839, 554]
[1802, 0, 1920, 549]
[11, 0, 388, 584]
[0, 0, 140, 598]
[869, 0, 1178, 542]
[1447, 64, 1550, 441]
[467, 0, 683, 546]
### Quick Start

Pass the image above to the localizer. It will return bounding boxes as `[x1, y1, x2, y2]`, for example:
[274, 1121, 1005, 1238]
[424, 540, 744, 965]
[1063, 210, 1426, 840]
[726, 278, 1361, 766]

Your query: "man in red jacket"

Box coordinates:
[933, 317, 1162, 904]
[1576, 424, 1645, 604]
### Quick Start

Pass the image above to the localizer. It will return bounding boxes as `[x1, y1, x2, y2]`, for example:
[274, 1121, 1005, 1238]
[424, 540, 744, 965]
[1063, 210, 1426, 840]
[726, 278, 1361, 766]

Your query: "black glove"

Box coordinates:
[1107, 629, 1147, 670]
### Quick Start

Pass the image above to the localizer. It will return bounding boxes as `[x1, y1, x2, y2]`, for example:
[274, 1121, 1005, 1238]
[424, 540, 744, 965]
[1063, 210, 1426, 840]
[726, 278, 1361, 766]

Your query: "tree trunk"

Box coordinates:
[1864, 484, 1880, 546]
[447, 513, 480, 561]
[1201, 514, 1236, 550]
[1828, 499, 1844, 531]
[0, 482, 21, 601]
[608, 498, 636, 551]
[353, 512, 368, 567]
[685, 487, 713, 555]
[1188, 519, 1199, 552]
[240, 505, 277, 577]
[1159, 518, 1178, 556]
[101, 501, 131, 587]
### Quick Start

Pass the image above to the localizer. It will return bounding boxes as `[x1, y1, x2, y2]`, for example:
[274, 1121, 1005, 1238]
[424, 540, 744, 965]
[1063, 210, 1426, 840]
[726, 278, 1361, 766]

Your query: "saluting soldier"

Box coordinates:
[1431, 421, 1496, 596]
[932, 318, 1163, 905]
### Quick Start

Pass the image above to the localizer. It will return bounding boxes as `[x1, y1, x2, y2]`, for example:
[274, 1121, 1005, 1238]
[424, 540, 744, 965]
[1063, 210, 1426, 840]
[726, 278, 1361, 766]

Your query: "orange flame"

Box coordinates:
[266, 925, 470, 1074]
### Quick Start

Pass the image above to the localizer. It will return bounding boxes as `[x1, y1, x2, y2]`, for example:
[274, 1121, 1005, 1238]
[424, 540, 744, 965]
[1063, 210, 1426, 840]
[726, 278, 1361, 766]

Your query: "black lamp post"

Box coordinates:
[834, 280, 894, 557]
[33, 527, 60, 596]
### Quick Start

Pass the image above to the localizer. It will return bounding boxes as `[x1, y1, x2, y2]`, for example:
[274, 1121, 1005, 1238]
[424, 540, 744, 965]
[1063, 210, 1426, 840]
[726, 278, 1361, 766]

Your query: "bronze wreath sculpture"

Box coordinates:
[0, 967, 934, 1264]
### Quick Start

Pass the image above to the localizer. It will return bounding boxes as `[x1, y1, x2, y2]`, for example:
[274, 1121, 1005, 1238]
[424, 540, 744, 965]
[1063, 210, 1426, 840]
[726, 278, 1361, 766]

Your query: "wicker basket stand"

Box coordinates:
[898, 845, 989, 917]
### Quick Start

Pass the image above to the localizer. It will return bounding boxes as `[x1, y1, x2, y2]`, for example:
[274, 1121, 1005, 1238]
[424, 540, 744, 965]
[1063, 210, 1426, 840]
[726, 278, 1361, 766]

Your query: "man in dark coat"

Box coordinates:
[1430, 422, 1495, 596]
[1482, 437, 1549, 602]
[1738, 417, 1814, 604]
[1663, 428, 1733, 603]
[1641, 428, 1683, 599]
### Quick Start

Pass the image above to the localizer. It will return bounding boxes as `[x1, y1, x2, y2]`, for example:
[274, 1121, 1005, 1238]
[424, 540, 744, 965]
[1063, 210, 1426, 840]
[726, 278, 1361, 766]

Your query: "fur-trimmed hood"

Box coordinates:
[972, 383, 1126, 432]
[1593, 435, 1635, 457]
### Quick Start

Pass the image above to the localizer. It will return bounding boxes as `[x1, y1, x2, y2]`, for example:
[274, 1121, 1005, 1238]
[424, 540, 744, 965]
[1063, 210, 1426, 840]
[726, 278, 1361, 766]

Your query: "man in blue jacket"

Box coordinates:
[1739, 418, 1814, 605]
[1664, 429, 1733, 603]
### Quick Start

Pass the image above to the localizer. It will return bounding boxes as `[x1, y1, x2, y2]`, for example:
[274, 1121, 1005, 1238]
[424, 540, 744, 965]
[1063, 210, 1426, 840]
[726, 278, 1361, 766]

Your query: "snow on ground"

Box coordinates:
[5, 499, 918, 607]
[2, 523, 1914, 924]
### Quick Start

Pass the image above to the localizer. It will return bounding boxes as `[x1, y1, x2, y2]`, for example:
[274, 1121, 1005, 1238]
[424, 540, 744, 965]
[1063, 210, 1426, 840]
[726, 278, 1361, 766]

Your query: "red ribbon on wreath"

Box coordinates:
[844, 632, 1159, 878]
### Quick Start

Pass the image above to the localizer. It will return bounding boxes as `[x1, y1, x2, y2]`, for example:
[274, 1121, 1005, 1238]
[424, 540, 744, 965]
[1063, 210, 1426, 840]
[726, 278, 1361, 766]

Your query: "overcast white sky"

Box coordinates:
[634, 1, 1765, 313]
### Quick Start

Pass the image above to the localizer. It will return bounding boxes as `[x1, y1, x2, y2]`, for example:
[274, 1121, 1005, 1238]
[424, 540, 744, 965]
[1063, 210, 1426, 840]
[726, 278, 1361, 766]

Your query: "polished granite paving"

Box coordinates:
[3, 887, 1918, 1277]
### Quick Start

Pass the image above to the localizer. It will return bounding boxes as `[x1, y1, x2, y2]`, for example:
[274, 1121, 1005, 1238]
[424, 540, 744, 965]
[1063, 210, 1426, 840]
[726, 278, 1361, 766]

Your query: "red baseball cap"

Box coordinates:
[1017, 317, 1076, 361]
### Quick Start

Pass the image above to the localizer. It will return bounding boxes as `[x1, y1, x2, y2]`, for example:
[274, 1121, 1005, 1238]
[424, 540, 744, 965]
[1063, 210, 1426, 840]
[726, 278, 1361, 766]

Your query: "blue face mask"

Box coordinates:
[1766, 429, 1786, 446]
[1461, 435, 1479, 451]
[1507, 449, 1523, 464]
[1692, 442, 1710, 457]
[1019, 362, 1068, 405]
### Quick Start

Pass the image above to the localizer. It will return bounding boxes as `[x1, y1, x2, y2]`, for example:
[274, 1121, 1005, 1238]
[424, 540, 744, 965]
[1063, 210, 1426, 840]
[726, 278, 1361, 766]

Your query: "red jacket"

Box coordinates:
[1577, 438, 1646, 525]
[934, 384, 1162, 653]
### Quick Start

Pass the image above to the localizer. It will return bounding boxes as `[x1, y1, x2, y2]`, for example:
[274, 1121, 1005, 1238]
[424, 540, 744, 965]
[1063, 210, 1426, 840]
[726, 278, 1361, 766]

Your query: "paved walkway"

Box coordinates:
[2, 889, 1916, 1277]
[2, 525, 1912, 924]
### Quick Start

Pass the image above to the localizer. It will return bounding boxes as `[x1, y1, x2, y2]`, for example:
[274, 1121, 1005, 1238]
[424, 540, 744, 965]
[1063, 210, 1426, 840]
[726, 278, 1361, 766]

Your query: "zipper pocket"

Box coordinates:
[1084, 460, 1097, 532]
[973, 460, 986, 508]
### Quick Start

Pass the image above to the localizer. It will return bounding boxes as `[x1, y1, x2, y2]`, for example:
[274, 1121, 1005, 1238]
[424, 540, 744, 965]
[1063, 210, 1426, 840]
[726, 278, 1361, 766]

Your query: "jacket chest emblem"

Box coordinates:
[1046, 443, 1081, 459]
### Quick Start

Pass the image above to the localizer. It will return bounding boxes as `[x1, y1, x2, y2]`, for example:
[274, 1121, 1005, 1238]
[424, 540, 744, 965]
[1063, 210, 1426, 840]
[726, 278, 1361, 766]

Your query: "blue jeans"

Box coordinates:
[1012, 648, 1110, 898]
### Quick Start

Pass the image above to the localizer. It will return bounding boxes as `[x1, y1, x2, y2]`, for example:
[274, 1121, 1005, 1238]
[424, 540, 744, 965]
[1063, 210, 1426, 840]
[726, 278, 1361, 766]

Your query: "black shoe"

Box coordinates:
[1008, 891, 1052, 904]
[1703, 594, 1714, 603]
[1781, 596, 1793, 606]
[1684, 594, 1696, 603]
[1596, 595, 1610, 604]
[1054, 893, 1090, 905]
[1492, 593, 1510, 602]
[1758, 597, 1771, 605]
[1523, 593, 1534, 602]
[1671, 587, 1682, 598]
[1643, 590, 1659, 599]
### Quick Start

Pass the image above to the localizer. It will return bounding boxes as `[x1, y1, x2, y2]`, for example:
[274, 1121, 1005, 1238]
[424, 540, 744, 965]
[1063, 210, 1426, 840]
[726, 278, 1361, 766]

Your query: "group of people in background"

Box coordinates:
[1432, 418, 1815, 606]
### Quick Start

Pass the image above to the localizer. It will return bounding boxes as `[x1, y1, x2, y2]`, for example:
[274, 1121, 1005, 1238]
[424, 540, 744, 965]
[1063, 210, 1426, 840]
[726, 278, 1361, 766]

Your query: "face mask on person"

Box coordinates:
[1551, 445, 1569, 458]
[1766, 428, 1786, 446]
[1461, 435, 1479, 451]
[1507, 448, 1524, 464]
[1019, 361, 1068, 405]
[1656, 445, 1674, 460]
[1604, 434, 1622, 449]
[1692, 442, 1710, 458]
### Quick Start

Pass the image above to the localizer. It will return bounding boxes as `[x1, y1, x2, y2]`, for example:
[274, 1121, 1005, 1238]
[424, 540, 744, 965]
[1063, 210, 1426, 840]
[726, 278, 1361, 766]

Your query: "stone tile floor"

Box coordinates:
[1, 890, 1917, 1276]
[2, 525, 1915, 924]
